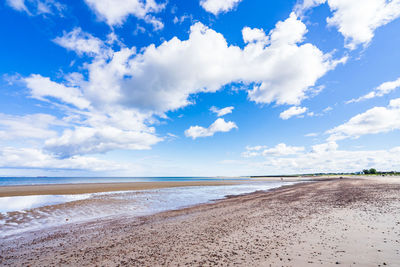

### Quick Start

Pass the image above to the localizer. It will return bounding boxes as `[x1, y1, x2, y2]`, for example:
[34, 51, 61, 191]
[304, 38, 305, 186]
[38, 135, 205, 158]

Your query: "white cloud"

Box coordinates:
[297, 0, 400, 49]
[51, 14, 342, 113]
[200, 0, 242, 15]
[53, 28, 108, 56]
[0, 147, 126, 171]
[24, 74, 90, 109]
[173, 14, 193, 24]
[6, 0, 64, 16]
[263, 143, 305, 156]
[210, 106, 234, 116]
[0, 113, 62, 141]
[327, 98, 400, 141]
[237, 141, 400, 174]
[6, 0, 28, 12]
[241, 27, 268, 44]
[245, 145, 266, 151]
[347, 76, 400, 103]
[305, 132, 318, 137]
[311, 141, 338, 153]
[45, 125, 162, 158]
[242, 143, 304, 157]
[185, 118, 237, 139]
[111, 14, 343, 112]
[20, 13, 343, 158]
[83, 0, 165, 28]
[280, 106, 308, 120]
[22, 73, 163, 157]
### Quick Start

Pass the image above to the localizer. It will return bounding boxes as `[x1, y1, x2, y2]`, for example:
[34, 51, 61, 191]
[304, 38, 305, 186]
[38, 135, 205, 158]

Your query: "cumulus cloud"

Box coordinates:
[347, 76, 400, 103]
[19, 13, 343, 157]
[115, 14, 342, 112]
[279, 106, 308, 120]
[297, 0, 400, 49]
[210, 106, 234, 116]
[242, 143, 304, 157]
[83, 0, 165, 29]
[46, 14, 341, 113]
[185, 118, 237, 139]
[327, 98, 400, 141]
[238, 141, 400, 174]
[242, 27, 268, 44]
[6, 0, 64, 16]
[200, 0, 242, 15]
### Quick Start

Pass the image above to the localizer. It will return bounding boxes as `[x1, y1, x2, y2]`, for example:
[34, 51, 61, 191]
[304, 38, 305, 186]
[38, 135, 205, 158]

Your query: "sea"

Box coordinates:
[0, 177, 294, 238]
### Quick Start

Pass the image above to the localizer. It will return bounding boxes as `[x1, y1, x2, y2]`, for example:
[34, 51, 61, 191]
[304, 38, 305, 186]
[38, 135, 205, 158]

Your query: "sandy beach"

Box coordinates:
[0, 176, 333, 197]
[1, 177, 400, 266]
[0, 180, 246, 197]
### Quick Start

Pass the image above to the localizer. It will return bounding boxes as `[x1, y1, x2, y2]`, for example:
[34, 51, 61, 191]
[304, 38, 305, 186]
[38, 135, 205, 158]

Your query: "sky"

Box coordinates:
[1, 0, 400, 177]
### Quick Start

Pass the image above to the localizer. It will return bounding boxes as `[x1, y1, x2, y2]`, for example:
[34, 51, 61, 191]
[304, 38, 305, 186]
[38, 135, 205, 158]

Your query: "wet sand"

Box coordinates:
[0, 176, 335, 197]
[1, 177, 400, 266]
[0, 180, 245, 197]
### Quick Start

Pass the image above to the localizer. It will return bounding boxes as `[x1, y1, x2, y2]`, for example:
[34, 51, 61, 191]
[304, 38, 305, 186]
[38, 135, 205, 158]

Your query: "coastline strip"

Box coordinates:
[0, 181, 244, 197]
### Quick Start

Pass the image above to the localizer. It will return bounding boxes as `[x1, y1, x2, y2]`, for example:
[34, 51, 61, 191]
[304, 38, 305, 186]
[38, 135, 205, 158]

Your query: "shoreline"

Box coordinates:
[0, 180, 249, 197]
[0, 175, 346, 197]
[1, 177, 400, 266]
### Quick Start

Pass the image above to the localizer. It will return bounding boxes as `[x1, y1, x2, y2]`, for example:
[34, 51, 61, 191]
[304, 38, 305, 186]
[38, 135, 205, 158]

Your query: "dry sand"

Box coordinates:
[1, 177, 400, 266]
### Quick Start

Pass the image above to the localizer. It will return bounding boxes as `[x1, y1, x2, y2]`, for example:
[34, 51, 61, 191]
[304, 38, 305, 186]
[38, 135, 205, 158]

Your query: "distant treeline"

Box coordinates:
[361, 168, 400, 175]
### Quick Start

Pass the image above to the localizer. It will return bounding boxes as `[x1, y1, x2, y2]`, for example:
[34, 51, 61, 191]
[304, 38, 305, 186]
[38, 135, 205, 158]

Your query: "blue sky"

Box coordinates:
[1, 0, 400, 176]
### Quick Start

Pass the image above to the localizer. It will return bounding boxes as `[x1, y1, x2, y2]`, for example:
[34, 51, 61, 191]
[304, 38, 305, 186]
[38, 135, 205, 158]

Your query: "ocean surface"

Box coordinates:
[0, 176, 248, 186]
[0, 178, 295, 238]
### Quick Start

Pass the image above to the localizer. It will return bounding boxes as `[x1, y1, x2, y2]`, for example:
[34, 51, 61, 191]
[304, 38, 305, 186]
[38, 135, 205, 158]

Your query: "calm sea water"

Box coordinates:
[0, 176, 249, 186]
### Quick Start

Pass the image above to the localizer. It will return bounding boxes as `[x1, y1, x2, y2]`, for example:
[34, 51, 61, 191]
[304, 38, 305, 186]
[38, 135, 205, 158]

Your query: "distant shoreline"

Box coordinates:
[0, 176, 324, 197]
[0, 175, 395, 197]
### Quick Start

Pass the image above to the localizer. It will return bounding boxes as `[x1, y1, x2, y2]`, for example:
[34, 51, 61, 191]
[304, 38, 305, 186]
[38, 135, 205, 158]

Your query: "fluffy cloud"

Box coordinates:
[83, 0, 165, 29]
[45, 125, 161, 158]
[53, 28, 108, 56]
[327, 98, 400, 141]
[347, 76, 400, 103]
[242, 27, 268, 44]
[200, 0, 242, 15]
[23, 73, 162, 157]
[210, 106, 234, 116]
[120, 14, 342, 111]
[297, 0, 400, 49]
[238, 141, 400, 174]
[279, 106, 308, 120]
[242, 143, 304, 157]
[47, 14, 341, 112]
[6, 0, 64, 15]
[20, 13, 342, 157]
[185, 118, 237, 139]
